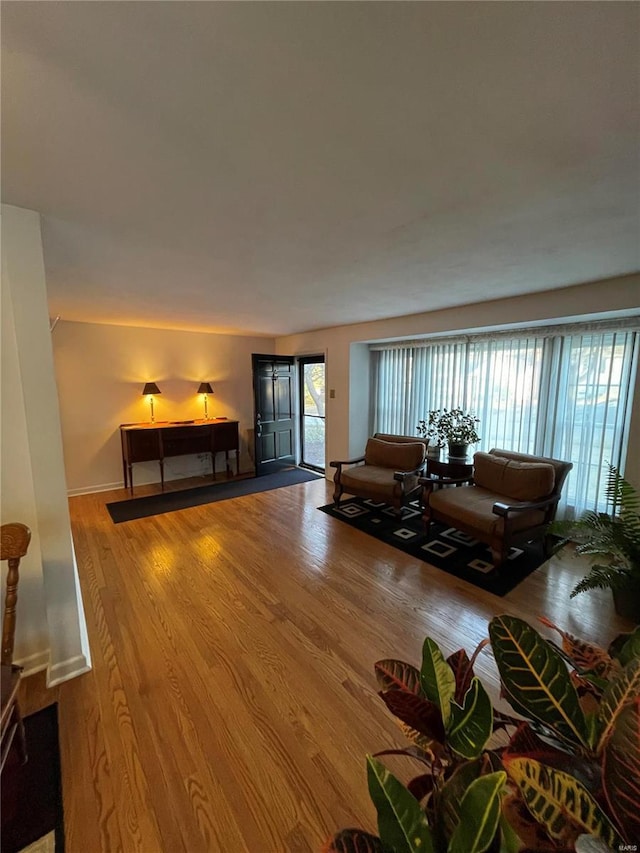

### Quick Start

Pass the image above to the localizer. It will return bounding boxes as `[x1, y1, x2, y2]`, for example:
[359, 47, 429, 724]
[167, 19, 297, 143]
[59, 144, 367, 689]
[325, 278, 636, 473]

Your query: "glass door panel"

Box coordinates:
[300, 358, 325, 471]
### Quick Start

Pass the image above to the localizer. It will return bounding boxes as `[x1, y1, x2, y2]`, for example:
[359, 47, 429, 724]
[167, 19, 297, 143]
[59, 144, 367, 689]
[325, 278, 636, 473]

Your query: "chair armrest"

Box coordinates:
[329, 455, 365, 469]
[393, 467, 425, 482]
[492, 495, 559, 517]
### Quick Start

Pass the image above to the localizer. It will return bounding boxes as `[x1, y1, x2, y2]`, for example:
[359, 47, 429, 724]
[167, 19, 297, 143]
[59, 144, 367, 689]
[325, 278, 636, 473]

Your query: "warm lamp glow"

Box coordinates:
[142, 382, 161, 422]
[197, 382, 214, 419]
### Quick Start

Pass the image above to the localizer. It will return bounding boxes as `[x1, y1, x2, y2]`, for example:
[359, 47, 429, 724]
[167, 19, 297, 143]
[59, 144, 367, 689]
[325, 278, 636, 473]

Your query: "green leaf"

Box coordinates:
[447, 771, 506, 853]
[602, 697, 640, 843]
[447, 677, 493, 759]
[597, 657, 640, 752]
[420, 637, 456, 726]
[375, 660, 422, 695]
[489, 615, 591, 750]
[366, 756, 434, 853]
[504, 757, 623, 848]
[609, 625, 640, 666]
[438, 758, 484, 840]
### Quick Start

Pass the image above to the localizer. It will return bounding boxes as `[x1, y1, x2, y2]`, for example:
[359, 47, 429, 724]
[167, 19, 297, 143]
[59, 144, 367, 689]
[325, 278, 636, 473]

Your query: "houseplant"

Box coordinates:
[324, 615, 640, 853]
[417, 408, 481, 460]
[416, 409, 446, 459]
[551, 464, 640, 621]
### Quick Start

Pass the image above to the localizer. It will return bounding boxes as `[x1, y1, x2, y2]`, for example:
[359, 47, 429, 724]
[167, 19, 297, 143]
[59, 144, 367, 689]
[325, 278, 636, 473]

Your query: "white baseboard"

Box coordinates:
[47, 654, 92, 687]
[69, 468, 259, 498]
[15, 649, 50, 677]
[68, 481, 122, 497]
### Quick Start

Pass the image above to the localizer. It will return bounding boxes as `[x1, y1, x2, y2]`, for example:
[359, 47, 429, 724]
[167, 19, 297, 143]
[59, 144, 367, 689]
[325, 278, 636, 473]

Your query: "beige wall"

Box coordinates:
[52, 321, 274, 493]
[1, 243, 48, 668]
[276, 275, 640, 484]
[48, 274, 640, 495]
[1, 204, 90, 682]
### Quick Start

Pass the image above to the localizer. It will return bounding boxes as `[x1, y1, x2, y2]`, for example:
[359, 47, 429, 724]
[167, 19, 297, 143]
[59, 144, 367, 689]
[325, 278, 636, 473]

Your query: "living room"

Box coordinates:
[2, 2, 639, 851]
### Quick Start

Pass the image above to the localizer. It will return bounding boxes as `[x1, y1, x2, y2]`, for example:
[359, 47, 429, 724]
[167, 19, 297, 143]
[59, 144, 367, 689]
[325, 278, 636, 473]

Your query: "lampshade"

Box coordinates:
[197, 382, 213, 394]
[142, 382, 161, 395]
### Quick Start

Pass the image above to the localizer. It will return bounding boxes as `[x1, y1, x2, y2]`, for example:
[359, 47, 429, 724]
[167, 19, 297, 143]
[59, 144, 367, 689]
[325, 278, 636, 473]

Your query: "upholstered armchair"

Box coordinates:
[420, 448, 573, 568]
[330, 433, 427, 515]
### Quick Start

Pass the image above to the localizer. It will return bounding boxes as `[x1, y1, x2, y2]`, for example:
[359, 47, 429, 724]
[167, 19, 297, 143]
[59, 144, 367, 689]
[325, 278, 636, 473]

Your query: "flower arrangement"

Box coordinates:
[417, 407, 481, 447]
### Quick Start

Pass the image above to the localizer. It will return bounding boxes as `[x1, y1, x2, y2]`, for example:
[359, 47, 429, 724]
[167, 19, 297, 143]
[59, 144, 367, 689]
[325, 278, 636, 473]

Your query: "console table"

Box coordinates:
[120, 419, 240, 494]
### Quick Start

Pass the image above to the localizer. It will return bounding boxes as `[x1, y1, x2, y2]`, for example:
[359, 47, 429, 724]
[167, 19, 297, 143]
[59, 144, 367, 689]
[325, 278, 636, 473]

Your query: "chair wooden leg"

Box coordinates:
[490, 544, 508, 569]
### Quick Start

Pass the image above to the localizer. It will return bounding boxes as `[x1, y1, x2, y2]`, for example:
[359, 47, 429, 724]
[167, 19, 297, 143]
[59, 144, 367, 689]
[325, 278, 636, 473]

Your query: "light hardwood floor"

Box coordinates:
[20, 477, 633, 852]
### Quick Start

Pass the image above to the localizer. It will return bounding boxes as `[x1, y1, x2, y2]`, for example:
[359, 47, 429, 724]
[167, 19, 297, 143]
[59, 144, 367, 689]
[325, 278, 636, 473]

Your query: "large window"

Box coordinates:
[372, 324, 638, 517]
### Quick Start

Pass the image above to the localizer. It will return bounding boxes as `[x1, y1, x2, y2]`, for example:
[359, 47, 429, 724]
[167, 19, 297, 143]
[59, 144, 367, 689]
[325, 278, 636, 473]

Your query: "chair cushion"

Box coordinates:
[429, 486, 547, 535]
[341, 465, 420, 501]
[473, 452, 555, 501]
[364, 438, 425, 470]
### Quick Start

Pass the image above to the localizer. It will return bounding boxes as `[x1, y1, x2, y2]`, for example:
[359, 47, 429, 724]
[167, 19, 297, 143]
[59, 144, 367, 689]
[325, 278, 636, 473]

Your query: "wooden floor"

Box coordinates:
[20, 477, 633, 852]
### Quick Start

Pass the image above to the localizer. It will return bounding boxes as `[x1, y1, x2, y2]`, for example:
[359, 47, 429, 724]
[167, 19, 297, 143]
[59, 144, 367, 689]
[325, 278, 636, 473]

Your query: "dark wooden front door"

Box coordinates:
[252, 354, 296, 475]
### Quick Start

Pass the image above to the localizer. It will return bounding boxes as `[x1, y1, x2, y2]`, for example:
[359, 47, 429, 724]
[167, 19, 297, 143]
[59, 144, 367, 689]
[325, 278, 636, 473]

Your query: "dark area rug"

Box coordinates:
[319, 497, 548, 596]
[107, 467, 323, 523]
[1, 703, 65, 853]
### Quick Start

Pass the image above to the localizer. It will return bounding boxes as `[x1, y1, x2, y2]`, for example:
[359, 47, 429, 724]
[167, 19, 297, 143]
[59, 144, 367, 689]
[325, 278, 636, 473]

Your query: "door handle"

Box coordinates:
[256, 414, 262, 437]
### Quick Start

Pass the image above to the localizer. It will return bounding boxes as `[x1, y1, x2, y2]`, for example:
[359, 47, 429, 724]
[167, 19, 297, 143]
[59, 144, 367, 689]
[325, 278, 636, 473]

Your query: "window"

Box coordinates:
[372, 324, 638, 517]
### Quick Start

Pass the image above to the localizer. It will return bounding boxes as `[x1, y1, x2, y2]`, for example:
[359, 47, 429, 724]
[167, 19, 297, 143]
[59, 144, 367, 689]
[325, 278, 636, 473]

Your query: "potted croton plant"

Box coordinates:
[417, 408, 481, 460]
[324, 614, 640, 853]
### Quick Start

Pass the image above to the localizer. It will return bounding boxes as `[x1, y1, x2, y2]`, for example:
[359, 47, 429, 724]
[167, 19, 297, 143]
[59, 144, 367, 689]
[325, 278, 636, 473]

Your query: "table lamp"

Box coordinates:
[198, 382, 214, 419]
[142, 382, 161, 422]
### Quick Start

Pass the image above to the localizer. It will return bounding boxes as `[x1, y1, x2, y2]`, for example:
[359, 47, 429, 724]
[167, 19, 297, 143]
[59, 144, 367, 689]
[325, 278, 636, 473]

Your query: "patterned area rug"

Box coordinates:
[319, 497, 547, 596]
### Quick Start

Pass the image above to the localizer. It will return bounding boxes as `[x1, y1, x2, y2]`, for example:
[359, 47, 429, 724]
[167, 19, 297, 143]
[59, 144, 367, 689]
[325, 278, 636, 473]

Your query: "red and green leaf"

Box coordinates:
[489, 615, 591, 750]
[597, 658, 640, 753]
[378, 690, 445, 745]
[504, 756, 623, 848]
[407, 773, 435, 802]
[446, 649, 475, 704]
[321, 829, 390, 853]
[505, 722, 600, 792]
[602, 696, 640, 843]
[375, 659, 422, 695]
[500, 793, 564, 852]
[505, 722, 551, 756]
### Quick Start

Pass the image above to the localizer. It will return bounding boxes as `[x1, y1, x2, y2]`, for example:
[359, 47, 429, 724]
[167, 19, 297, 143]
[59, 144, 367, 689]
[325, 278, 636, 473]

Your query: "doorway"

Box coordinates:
[251, 354, 296, 476]
[298, 355, 325, 472]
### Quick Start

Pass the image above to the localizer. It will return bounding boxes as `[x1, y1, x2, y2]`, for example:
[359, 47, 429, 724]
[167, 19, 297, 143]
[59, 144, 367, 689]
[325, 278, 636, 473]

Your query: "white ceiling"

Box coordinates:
[2, 2, 639, 337]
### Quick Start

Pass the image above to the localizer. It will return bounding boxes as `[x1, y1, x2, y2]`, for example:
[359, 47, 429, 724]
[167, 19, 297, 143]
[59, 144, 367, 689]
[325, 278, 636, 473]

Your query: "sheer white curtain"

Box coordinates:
[538, 331, 637, 516]
[371, 327, 637, 516]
